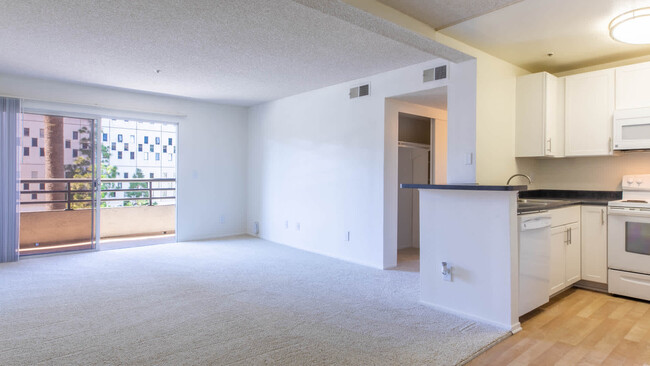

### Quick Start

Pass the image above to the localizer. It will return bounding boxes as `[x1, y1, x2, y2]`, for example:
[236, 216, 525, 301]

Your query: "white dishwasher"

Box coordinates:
[518, 212, 551, 317]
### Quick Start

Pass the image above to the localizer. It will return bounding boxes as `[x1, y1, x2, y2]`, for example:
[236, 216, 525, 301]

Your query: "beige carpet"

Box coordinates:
[0, 236, 508, 365]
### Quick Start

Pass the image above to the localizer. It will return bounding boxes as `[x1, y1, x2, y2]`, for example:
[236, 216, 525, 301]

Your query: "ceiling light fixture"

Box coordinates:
[609, 7, 650, 44]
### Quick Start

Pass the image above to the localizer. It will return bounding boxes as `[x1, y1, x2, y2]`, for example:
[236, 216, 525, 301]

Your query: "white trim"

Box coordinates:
[420, 299, 519, 332]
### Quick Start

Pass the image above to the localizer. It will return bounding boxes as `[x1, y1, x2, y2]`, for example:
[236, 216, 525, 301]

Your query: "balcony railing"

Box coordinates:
[20, 178, 176, 210]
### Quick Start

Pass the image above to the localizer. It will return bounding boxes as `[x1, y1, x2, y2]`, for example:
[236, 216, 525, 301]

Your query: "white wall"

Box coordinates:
[344, 0, 532, 186]
[248, 59, 474, 269]
[0, 73, 248, 241]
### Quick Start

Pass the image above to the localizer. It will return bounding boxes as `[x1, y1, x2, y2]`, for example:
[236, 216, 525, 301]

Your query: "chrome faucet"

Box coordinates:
[507, 173, 532, 185]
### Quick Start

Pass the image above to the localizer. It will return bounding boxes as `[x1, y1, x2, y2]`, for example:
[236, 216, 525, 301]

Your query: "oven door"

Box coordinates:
[608, 207, 650, 275]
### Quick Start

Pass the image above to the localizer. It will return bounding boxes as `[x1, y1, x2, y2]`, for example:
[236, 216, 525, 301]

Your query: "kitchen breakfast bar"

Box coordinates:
[401, 184, 527, 333]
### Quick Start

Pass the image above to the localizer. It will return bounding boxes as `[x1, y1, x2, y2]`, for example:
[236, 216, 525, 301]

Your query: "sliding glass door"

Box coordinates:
[18, 113, 98, 255]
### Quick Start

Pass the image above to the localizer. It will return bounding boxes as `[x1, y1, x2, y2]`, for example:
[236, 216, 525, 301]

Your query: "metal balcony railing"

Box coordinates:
[20, 178, 176, 210]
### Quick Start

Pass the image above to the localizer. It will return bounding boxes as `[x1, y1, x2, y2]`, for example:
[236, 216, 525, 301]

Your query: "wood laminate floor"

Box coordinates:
[468, 288, 650, 366]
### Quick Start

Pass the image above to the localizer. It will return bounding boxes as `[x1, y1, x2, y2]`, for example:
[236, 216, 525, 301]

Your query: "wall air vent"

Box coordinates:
[349, 84, 370, 99]
[423, 64, 448, 83]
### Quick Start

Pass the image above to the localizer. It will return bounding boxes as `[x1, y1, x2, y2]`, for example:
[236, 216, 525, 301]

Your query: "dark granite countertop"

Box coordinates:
[519, 190, 621, 206]
[517, 190, 621, 214]
[400, 183, 527, 191]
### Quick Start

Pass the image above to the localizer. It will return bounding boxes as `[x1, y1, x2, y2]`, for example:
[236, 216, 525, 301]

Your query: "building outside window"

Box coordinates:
[39, 129, 44, 138]
[150, 145, 154, 152]
[163, 145, 167, 153]
[138, 144, 142, 152]
[23, 128, 29, 136]
[144, 152, 149, 160]
[111, 142, 116, 150]
[102, 133, 108, 141]
[124, 172, 128, 179]
[130, 135, 135, 143]
[39, 148, 44, 157]
[72, 149, 78, 158]
[31, 138, 37, 147]
[117, 134, 123, 142]
[23, 147, 29, 156]
[144, 136, 149, 144]
[124, 143, 129, 151]
[155, 153, 160, 161]
[72, 131, 78, 140]
[117, 151, 122, 159]
[155, 137, 160, 145]
[130, 152, 135, 160]
[65, 140, 71, 148]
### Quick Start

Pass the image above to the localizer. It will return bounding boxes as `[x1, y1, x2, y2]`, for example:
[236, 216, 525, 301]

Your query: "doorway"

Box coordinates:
[18, 113, 98, 255]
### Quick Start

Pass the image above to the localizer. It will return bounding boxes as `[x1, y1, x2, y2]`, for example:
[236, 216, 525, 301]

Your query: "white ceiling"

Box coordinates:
[376, 0, 523, 30]
[391, 87, 447, 111]
[0, 0, 468, 106]
[438, 0, 650, 73]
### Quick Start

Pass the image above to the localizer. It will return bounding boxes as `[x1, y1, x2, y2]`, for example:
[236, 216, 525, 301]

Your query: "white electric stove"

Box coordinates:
[608, 174, 650, 301]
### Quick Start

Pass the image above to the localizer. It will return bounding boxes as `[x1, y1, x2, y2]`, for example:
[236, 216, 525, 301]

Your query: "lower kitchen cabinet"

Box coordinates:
[549, 206, 581, 296]
[581, 205, 608, 284]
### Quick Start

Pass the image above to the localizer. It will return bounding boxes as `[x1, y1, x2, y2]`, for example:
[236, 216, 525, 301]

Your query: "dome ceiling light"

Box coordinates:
[609, 7, 650, 44]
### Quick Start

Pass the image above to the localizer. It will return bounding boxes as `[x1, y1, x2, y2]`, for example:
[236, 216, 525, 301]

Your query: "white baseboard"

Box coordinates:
[420, 300, 519, 333]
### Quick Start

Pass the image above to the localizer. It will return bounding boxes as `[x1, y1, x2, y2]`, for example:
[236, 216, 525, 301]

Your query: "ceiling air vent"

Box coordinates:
[349, 84, 370, 99]
[423, 65, 448, 83]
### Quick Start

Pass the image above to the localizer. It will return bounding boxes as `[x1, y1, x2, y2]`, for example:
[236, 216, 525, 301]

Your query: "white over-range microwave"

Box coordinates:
[613, 107, 650, 151]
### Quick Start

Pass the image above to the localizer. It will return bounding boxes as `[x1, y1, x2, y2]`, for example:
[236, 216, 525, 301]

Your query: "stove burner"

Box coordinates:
[623, 200, 648, 203]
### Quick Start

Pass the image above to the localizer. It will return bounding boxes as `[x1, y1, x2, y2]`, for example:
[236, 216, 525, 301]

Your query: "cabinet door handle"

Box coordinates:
[601, 209, 605, 225]
[565, 228, 569, 245]
[547, 138, 552, 153]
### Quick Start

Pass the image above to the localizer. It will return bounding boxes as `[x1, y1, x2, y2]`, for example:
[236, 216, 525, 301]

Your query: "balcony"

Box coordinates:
[19, 178, 176, 254]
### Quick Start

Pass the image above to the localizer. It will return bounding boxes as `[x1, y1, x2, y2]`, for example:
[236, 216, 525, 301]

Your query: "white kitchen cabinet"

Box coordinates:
[616, 61, 650, 110]
[565, 69, 615, 156]
[581, 206, 608, 284]
[548, 206, 581, 296]
[515, 72, 564, 157]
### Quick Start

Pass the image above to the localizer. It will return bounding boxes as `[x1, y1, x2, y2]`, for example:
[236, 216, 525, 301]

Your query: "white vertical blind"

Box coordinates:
[0, 97, 20, 262]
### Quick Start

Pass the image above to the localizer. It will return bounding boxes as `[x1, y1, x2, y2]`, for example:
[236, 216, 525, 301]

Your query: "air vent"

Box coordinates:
[349, 84, 370, 99]
[423, 65, 448, 83]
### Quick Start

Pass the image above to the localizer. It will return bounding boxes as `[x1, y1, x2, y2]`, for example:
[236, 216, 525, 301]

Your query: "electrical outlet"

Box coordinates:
[442, 262, 452, 282]
[253, 221, 260, 235]
[295, 222, 300, 231]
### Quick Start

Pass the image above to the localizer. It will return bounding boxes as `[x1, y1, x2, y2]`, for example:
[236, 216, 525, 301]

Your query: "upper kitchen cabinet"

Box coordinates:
[565, 69, 615, 156]
[516, 72, 564, 157]
[616, 61, 650, 110]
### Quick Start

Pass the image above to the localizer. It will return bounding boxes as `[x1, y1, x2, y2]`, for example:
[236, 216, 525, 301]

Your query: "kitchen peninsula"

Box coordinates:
[401, 183, 527, 332]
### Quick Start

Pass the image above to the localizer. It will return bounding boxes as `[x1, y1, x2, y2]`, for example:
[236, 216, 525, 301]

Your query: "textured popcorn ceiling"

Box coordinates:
[0, 0, 469, 106]
[376, 0, 523, 30]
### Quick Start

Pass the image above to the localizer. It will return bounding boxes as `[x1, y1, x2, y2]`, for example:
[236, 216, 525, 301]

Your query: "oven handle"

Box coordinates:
[608, 208, 650, 218]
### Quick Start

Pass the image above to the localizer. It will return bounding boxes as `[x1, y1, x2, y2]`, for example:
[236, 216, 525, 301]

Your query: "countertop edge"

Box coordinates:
[400, 184, 528, 191]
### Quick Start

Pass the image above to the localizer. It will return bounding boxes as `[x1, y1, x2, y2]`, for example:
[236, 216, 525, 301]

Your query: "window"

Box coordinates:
[72, 131, 79, 140]
[31, 138, 37, 147]
[168, 138, 172, 145]
[144, 136, 149, 144]
[150, 173, 154, 178]
[163, 145, 167, 153]
[155, 153, 160, 161]
[23, 183, 29, 190]
[144, 152, 149, 160]
[39, 148, 44, 157]
[117, 134, 123, 142]
[117, 151, 123, 159]
[39, 183, 45, 190]
[155, 137, 160, 145]
[31, 193, 37, 200]
[82, 143, 89, 149]
[168, 153, 173, 161]
[111, 142, 116, 150]
[72, 149, 78, 158]
[23, 128, 29, 136]
[102, 133, 108, 142]
[138, 144, 143, 152]
[130, 135, 135, 143]
[39, 129, 44, 138]
[65, 140, 71, 148]
[110, 192, 116, 198]
[130, 152, 135, 160]
[23, 147, 29, 156]
[117, 183, 122, 189]
[124, 172, 129, 179]
[150, 145, 154, 152]
[124, 143, 129, 151]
